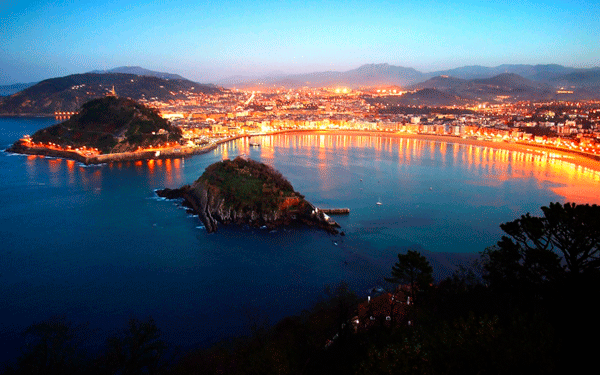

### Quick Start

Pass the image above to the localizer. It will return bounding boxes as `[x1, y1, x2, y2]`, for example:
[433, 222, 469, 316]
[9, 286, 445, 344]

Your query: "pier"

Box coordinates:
[305, 202, 350, 230]
[319, 208, 350, 215]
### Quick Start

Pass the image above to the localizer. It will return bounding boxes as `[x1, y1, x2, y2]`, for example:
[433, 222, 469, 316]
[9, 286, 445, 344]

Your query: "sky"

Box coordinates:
[1, 0, 599, 85]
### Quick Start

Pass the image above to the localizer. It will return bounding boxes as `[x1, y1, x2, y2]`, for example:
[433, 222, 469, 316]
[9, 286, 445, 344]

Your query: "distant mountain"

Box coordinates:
[0, 82, 37, 96]
[472, 73, 550, 90]
[411, 73, 556, 102]
[0, 73, 221, 115]
[224, 63, 425, 88]
[428, 64, 579, 81]
[549, 68, 600, 88]
[411, 76, 469, 91]
[222, 63, 600, 91]
[371, 88, 474, 107]
[90, 66, 188, 81]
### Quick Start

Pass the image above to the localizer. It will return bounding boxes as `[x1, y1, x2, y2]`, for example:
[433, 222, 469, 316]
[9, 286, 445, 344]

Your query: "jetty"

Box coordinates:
[319, 208, 350, 215]
[305, 202, 350, 229]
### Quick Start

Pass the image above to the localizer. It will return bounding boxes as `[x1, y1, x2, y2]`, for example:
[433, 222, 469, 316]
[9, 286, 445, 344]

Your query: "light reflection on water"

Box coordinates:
[2, 128, 600, 362]
[237, 133, 600, 205]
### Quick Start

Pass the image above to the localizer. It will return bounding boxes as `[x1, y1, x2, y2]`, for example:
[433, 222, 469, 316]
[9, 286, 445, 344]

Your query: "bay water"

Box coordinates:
[1, 117, 599, 362]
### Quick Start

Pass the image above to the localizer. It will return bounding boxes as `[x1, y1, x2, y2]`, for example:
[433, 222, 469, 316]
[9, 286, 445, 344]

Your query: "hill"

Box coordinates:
[220, 63, 600, 93]
[89, 66, 188, 81]
[156, 157, 339, 233]
[370, 88, 474, 107]
[0, 73, 221, 115]
[9, 96, 182, 154]
[411, 73, 555, 102]
[549, 68, 600, 88]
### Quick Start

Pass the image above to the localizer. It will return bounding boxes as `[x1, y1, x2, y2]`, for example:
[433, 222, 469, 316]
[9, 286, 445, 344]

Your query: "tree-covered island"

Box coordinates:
[157, 157, 340, 233]
[6, 96, 191, 163]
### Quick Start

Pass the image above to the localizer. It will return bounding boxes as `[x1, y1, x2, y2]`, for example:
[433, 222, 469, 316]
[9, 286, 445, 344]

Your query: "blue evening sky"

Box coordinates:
[1, 0, 598, 84]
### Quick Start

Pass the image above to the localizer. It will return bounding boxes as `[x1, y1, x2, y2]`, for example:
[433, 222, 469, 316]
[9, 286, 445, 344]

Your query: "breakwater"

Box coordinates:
[320, 208, 350, 215]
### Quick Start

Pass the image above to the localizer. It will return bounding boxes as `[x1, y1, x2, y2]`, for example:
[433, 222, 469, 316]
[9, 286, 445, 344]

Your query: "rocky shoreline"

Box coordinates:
[156, 185, 340, 234]
[156, 157, 341, 234]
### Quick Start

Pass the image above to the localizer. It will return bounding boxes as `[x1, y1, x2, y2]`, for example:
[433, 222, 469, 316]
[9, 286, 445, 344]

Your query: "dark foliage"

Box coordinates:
[94, 318, 167, 375]
[385, 250, 433, 300]
[2, 317, 89, 375]
[29, 96, 182, 153]
[194, 157, 301, 212]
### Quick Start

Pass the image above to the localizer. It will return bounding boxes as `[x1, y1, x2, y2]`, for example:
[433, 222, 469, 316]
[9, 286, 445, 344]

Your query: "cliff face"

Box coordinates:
[156, 157, 338, 233]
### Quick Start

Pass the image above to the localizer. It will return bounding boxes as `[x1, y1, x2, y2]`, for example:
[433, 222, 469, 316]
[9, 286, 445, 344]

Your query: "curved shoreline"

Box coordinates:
[6, 129, 600, 172]
[270, 130, 600, 172]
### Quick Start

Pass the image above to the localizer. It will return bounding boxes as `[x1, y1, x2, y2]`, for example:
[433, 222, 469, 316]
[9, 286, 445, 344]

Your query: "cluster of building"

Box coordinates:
[136, 87, 600, 157]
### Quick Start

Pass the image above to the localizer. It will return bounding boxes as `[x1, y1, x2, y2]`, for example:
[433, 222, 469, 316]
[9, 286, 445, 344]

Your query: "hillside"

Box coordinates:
[368, 88, 474, 108]
[0, 73, 221, 115]
[410, 73, 555, 102]
[89, 66, 188, 81]
[10, 96, 182, 154]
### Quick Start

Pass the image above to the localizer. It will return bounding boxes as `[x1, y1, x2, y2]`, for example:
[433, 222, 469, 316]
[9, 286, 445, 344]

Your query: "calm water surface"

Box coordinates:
[1, 118, 599, 361]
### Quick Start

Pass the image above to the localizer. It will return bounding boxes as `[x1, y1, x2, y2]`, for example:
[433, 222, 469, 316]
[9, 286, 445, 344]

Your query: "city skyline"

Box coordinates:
[1, 0, 599, 85]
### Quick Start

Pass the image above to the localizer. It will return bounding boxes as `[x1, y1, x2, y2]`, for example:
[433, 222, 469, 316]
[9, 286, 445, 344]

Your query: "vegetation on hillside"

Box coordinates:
[194, 157, 303, 213]
[29, 96, 182, 153]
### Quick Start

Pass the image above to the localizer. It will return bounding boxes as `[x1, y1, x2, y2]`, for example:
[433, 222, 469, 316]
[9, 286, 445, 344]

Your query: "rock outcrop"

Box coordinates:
[156, 157, 339, 233]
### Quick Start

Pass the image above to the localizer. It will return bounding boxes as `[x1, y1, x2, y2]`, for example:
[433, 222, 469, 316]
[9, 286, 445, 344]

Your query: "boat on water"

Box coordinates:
[376, 198, 383, 205]
[249, 141, 260, 147]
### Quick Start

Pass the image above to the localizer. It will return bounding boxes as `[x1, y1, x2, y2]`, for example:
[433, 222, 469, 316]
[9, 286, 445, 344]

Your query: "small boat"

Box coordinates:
[249, 142, 260, 147]
[376, 198, 383, 206]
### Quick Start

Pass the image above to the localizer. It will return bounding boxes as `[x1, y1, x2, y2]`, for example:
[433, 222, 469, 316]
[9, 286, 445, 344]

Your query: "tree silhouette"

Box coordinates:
[8, 316, 87, 375]
[483, 202, 600, 373]
[385, 250, 433, 300]
[489, 202, 600, 278]
[102, 317, 166, 375]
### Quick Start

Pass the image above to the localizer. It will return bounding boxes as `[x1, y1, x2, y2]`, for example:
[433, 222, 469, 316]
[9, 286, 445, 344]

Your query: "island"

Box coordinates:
[156, 157, 341, 233]
[6, 96, 214, 164]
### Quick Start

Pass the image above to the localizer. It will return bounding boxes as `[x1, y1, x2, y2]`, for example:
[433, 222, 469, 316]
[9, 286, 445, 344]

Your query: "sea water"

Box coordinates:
[1, 118, 599, 362]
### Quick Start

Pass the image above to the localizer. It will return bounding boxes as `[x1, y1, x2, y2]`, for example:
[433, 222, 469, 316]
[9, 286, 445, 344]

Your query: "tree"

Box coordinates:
[101, 317, 166, 375]
[483, 202, 600, 373]
[385, 250, 433, 300]
[491, 202, 600, 277]
[8, 316, 88, 375]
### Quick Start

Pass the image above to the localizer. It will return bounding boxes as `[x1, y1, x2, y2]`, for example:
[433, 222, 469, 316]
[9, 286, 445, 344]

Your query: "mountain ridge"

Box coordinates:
[219, 63, 600, 90]
[0, 73, 221, 115]
[89, 66, 188, 81]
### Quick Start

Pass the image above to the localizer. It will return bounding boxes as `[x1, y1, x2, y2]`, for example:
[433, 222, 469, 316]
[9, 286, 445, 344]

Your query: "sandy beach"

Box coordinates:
[295, 130, 600, 173]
